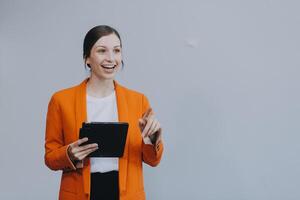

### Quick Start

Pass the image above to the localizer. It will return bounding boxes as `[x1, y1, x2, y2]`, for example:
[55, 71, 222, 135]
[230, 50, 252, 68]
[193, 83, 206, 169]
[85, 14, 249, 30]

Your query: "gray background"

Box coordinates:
[1, 0, 300, 199]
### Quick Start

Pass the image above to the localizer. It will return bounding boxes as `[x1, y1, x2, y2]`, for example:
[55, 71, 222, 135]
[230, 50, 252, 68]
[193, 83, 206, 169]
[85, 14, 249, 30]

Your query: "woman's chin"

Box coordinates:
[94, 72, 117, 81]
[91, 67, 119, 80]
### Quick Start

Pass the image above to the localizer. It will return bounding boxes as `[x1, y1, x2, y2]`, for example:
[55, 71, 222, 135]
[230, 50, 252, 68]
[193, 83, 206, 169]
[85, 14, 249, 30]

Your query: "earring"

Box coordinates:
[121, 60, 125, 68]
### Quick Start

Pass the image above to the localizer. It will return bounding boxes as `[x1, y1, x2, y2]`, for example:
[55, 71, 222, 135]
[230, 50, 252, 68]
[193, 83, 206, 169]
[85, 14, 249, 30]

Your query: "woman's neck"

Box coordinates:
[86, 75, 115, 98]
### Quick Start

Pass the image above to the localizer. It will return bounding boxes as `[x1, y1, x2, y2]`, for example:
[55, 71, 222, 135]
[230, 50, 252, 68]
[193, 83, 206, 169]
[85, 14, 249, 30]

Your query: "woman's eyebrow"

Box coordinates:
[95, 45, 121, 48]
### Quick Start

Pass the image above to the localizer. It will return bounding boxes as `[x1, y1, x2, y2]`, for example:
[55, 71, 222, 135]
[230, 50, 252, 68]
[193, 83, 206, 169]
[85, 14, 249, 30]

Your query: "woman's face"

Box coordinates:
[86, 33, 122, 80]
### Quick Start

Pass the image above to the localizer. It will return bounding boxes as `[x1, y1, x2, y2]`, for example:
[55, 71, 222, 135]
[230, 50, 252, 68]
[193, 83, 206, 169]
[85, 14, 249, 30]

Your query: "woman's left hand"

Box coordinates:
[138, 108, 162, 145]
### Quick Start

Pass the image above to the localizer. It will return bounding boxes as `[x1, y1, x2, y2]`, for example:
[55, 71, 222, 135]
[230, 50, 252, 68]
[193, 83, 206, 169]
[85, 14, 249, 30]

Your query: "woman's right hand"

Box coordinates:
[67, 137, 98, 166]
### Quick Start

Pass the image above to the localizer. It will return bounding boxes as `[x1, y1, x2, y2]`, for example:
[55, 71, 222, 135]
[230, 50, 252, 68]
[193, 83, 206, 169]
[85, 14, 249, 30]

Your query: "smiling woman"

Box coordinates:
[44, 25, 164, 200]
[84, 26, 123, 81]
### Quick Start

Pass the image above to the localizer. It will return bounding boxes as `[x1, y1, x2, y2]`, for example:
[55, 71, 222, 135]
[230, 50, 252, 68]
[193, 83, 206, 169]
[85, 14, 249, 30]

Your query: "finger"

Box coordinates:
[142, 108, 152, 119]
[149, 109, 154, 116]
[138, 118, 146, 130]
[70, 137, 88, 148]
[142, 108, 151, 118]
[146, 119, 158, 137]
[77, 147, 98, 160]
[139, 118, 146, 126]
[75, 146, 98, 160]
[149, 121, 160, 136]
[155, 128, 162, 145]
[76, 143, 98, 153]
[142, 116, 154, 137]
[71, 142, 98, 155]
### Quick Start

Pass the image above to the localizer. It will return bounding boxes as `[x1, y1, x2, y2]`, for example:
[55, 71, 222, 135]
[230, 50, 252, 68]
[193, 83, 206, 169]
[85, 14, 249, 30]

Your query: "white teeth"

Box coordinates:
[101, 65, 116, 69]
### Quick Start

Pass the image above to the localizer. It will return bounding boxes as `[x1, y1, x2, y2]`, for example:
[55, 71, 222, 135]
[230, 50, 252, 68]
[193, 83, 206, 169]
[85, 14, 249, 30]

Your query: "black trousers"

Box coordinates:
[90, 171, 119, 200]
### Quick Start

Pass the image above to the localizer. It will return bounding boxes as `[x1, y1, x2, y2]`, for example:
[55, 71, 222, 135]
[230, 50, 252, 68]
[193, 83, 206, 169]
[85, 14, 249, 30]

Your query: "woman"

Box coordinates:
[44, 25, 164, 200]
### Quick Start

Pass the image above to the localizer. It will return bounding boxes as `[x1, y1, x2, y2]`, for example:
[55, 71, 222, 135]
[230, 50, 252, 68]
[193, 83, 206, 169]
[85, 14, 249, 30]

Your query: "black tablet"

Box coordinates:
[79, 122, 129, 157]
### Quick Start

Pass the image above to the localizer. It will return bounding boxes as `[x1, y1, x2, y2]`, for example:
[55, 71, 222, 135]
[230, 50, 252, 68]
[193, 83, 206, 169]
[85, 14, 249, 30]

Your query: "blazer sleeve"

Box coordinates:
[141, 94, 164, 167]
[44, 94, 76, 171]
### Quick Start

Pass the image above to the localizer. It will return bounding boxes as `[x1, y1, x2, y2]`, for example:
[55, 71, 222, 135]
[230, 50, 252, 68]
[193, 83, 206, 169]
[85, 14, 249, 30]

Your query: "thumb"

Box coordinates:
[138, 118, 146, 130]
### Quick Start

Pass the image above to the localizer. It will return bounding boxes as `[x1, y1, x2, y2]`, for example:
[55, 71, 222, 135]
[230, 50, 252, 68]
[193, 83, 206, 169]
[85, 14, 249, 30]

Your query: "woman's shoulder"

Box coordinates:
[49, 82, 81, 103]
[117, 82, 147, 99]
[116, 83, 150, 109]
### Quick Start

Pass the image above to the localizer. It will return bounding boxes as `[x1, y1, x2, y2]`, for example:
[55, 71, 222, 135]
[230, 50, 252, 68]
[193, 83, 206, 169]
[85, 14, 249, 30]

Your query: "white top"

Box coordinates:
[86, 91, 119, 173]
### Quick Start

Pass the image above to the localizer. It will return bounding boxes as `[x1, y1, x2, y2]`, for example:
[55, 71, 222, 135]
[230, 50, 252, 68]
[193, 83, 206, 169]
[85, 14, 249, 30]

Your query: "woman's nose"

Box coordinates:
[106, 51, 115, 61]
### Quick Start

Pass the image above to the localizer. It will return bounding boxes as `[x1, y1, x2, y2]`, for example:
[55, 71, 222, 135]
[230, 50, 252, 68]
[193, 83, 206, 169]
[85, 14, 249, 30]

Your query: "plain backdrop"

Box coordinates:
[1, 0, 300, 199]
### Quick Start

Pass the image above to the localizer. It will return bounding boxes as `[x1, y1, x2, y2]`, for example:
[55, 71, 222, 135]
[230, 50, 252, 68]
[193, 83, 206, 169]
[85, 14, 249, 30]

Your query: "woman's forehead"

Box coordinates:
[94, 34, 121, 47]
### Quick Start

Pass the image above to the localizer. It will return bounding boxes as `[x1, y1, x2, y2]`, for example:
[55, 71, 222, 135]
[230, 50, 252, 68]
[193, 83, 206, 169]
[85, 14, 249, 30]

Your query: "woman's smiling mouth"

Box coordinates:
[101, 64, 116, 69]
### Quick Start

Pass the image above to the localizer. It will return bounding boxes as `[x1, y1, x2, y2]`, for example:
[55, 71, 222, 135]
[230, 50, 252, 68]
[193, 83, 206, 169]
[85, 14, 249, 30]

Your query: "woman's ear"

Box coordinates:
[85, 58, 92, 69]
[85, 57, 90, 65]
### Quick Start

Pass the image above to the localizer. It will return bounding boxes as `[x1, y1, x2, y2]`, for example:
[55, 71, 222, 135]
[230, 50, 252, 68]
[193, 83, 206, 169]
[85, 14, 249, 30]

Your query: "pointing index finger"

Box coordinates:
[142, 108, 153, 119]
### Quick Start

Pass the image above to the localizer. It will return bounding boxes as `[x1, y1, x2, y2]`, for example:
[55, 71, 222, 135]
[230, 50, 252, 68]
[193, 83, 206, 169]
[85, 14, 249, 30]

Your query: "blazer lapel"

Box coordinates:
[75, 79, 129, 195]
[75, 79, 88, 139]
[114, 80, 130, 194]
[74, 79, 90, 194]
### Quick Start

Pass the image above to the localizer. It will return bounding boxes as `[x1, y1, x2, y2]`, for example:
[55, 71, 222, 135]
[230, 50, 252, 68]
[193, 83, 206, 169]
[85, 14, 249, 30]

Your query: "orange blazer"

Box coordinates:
[44, 78, 164, 200]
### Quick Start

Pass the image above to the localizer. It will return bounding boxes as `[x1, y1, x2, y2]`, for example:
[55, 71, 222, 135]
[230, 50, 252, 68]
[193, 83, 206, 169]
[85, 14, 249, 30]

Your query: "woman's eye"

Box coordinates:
[97, 49, 106, 53]
[114, 49, 121, 53]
